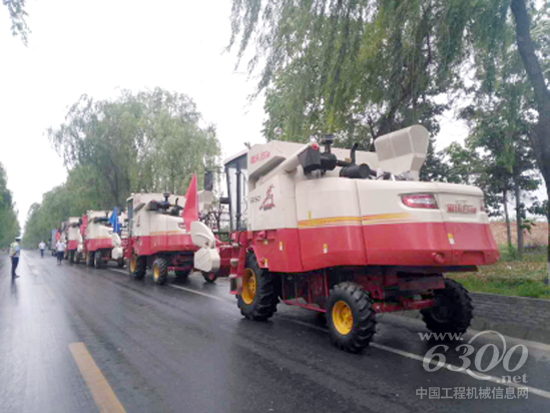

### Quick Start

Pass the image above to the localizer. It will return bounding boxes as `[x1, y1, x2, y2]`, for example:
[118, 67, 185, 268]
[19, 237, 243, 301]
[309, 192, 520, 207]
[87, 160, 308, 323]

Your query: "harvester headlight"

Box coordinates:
[401, 193, 438, 209]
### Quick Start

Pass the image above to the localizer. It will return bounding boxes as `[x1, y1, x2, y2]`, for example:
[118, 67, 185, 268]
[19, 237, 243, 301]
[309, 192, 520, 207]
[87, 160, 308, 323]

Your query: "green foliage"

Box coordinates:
[229, 0, 511, 145]
[0, 162, 20, 248]
[3, 0, 29, 45]
[23, 88, 221, 248]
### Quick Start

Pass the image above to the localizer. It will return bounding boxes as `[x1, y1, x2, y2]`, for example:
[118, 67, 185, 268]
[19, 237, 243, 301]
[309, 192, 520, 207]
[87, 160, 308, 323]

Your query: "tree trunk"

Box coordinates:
[503, 190, 512, 249]
[511, 0, 550, 277]
[514, 183, 523, 257]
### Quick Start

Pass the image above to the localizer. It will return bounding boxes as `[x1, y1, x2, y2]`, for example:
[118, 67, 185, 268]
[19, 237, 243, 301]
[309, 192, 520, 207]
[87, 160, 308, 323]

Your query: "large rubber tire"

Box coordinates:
[94, 251, 103, 269]
[325, 282, 377, 353]
[117, 258, 125, 268]
[129, 254, 146, 280]
[86, 252, 95, 267]
[421, 279, 473, 335]
[152, 257, 169, 285]
[202, 272, 218, 283]
[69, 250, 75, 264]
[237, 253, 278, 321]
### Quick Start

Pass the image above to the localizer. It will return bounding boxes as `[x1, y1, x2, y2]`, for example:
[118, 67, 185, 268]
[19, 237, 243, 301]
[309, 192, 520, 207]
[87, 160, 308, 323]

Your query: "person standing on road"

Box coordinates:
[55, 239, 66, 265]
[9, 236, 21, 278]
[38, 241, 46, 258]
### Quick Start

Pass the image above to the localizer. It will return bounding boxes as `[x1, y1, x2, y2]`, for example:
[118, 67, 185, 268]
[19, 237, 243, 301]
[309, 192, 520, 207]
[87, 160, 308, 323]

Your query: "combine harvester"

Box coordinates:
[223, 125, 499, 352]
[82, 210, 125, 269]
[65, 217, 84, 263]
[126, 173, 224, 285]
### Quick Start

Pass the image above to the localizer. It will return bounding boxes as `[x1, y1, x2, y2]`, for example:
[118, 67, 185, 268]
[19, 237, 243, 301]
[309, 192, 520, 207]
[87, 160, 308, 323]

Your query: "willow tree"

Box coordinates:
[230, 0, 550, 281]
[48, 88, 221, 208]
[3, 0, 29, 44]
[228, 0, 505, 145]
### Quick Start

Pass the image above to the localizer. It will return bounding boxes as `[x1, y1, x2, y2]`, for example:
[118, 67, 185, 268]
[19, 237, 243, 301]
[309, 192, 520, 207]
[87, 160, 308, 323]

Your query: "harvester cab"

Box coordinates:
[224, 125, 499, 352]
[126, 179, 221, 285]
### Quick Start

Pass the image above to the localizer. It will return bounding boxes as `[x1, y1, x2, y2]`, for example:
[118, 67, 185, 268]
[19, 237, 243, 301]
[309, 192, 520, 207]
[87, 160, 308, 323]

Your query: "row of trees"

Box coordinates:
[229, 0, 549, 263]
[22, 88, 221, 247]
[0, 163, 20, 249]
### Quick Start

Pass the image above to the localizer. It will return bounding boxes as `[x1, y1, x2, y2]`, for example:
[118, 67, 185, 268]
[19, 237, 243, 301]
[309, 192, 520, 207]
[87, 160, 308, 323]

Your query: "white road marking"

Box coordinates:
[165, 283, 550, 400]
[170, 284, 228, 302]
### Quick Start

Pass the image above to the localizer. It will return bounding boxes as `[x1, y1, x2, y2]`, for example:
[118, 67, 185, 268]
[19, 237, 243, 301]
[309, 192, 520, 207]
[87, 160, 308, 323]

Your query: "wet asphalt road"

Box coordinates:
[1, 251, 550, 413]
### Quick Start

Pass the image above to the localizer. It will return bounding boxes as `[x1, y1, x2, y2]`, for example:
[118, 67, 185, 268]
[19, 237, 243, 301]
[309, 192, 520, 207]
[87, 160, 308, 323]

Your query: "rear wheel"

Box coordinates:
[86, 252, 94, 267]
[202, 272, 218, 283]
[237, 253, 278, 321]
[117, 258, 125, 268]
[421, 279, 473, 335]
[152, 257, 169, 285]
[326, 282, 377, 353]
[94, 251, 103, 269]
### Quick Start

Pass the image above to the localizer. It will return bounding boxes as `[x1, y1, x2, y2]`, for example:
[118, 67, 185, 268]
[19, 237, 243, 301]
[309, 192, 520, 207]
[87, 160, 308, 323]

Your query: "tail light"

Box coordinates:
[401, 193, 438, 209]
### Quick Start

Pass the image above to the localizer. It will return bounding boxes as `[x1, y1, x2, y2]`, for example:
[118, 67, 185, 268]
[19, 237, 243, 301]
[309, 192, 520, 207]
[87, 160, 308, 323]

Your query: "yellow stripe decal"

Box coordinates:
[298, 213, 413, 228]
[362, 213, 412, 222]
[150, 231, 183, 235]
[298, 216, 361, 228]
[69, 342, 126, 413]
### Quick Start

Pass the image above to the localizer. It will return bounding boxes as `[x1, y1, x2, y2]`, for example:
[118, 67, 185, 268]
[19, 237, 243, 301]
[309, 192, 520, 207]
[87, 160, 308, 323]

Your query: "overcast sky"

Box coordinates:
[0, 1, 544, 230]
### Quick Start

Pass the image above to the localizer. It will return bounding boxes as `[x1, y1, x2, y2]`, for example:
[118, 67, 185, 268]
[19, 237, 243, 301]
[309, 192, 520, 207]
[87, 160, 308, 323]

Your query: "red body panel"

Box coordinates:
[133, 234, 197, 256]
[251, 222, 499, 272]
[87, 238, 113, 252]
[67, 240, 79, 251]
[252, 229, 304, 272]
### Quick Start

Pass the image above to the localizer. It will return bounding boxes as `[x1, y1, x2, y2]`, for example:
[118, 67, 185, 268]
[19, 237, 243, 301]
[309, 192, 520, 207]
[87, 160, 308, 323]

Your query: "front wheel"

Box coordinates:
[86, 252, 94, 267]
[326, 282, 376, 353]
[421, 279, 473, 335]
[152, 257, 168, 285]
[94, 251, 103, 269]
[117, 258, 125, 268]
[69, 250, 75, 263]
[237, 253, 278, 321]
[129, 254, 146, 280]
[202, 272, 218, 283]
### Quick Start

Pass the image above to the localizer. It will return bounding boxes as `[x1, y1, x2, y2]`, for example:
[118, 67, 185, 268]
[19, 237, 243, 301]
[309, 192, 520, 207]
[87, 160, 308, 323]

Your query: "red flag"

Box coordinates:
[182, 173, 198, 231]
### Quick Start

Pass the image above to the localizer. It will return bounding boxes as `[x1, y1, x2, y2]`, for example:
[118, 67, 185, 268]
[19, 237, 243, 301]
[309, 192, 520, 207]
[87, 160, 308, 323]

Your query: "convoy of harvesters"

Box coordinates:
[46, 125, 500, 353]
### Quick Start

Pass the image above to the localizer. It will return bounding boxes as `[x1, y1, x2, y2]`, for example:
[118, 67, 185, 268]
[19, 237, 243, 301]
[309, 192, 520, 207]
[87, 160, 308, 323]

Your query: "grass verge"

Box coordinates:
[448, 246, 549, 299]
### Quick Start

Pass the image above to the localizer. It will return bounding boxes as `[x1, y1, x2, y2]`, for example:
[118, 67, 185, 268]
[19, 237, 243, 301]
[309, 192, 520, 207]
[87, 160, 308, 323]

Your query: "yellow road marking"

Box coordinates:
[69, 342, 126, 413]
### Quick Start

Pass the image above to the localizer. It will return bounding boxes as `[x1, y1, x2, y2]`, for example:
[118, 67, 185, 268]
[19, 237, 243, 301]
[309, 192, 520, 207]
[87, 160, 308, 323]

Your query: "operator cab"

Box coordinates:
[224, 150, 248, 232]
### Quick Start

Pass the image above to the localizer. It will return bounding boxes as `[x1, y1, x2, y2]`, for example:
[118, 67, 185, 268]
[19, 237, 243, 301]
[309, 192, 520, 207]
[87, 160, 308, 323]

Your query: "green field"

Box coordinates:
[449, 246, 550, 299]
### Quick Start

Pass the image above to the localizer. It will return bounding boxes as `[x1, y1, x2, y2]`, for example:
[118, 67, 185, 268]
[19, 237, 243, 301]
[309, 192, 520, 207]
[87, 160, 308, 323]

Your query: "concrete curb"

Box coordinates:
[393, 292, 550, 345]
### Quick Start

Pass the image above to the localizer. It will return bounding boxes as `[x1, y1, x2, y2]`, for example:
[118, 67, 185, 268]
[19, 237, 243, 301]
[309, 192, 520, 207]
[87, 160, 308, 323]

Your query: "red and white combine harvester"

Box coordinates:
[65, 217, 83, 263]
[126, 173, 223, 285]
[82, 210, 125, 269]
[224, 125, 499, 352]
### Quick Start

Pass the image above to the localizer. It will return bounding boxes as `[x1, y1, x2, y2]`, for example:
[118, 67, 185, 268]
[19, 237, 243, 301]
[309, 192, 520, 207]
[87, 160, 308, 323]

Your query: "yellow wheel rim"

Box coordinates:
[332, 300, 353, 336]
[130, 257, 136, 273]
[241, 268, 257, 305]
[153, 266, 159, 281]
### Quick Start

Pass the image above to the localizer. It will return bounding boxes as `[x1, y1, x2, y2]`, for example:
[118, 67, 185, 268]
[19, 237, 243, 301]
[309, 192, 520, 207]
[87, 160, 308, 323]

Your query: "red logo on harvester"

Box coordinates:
[251, 151, 271, 165]
[260, 185, 275, 211]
